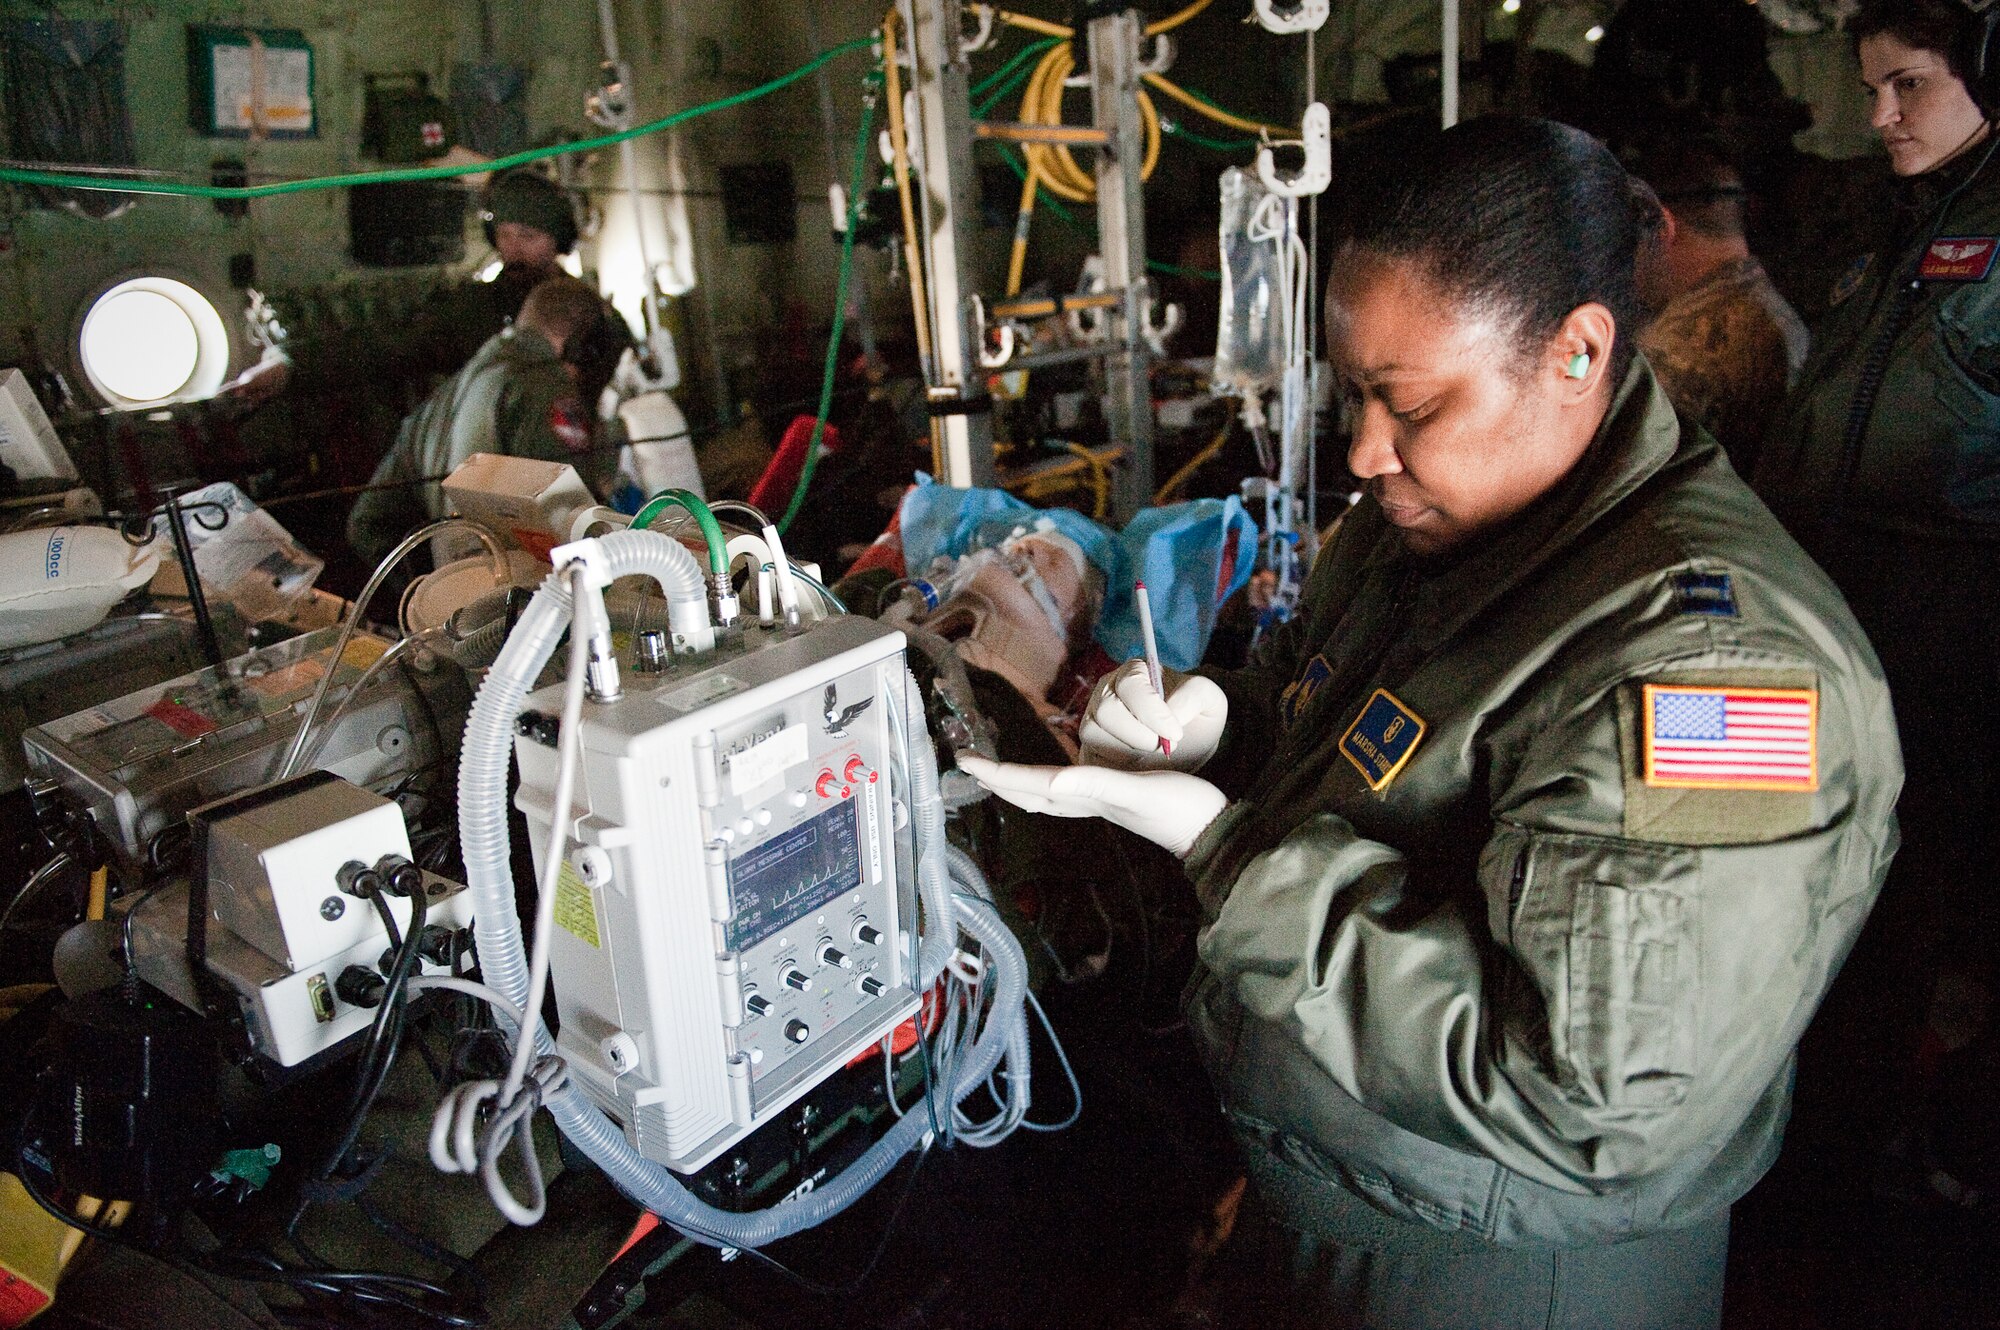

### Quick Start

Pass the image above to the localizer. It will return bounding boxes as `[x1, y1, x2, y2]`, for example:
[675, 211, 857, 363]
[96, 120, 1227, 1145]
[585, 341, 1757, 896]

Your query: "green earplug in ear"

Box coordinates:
[1565, 352, 1591, 380]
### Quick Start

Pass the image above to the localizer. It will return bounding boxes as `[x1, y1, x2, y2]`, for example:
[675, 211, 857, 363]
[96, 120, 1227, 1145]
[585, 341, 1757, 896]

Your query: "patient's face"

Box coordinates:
[1012, 537, 1086, 635]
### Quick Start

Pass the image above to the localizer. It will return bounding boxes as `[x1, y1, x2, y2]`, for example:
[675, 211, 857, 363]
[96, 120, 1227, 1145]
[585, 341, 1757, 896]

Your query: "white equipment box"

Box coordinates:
[515, 615, 919, 1174]
[129, 773, 476, 1068]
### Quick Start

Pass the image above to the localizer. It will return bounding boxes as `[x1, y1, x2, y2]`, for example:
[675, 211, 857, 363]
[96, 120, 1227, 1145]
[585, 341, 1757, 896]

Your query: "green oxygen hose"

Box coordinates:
[779, 67, 882, 535]
[633, 489, 728, 575]
[0, 36, 874, 201]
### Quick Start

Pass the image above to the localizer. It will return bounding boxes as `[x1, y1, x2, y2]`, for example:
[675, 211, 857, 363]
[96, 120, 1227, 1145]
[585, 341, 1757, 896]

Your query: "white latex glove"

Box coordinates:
[957, 754, 1227, 859]
[1079, 658, 1229, 773]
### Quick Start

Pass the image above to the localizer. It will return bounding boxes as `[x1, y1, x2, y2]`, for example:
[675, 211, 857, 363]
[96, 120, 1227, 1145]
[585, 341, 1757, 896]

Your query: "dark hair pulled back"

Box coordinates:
[1849, 0, 1982, 88]
[1341, 115, 1656, 386]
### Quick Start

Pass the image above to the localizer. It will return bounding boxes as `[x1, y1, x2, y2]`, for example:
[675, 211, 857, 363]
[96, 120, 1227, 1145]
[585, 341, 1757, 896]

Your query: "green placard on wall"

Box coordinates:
[187, 25, 316, 139]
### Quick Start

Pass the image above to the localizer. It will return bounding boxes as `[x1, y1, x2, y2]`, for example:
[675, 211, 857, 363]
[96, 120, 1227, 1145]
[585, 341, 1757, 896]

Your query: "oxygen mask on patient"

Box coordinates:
[890, 521, 1104, 709]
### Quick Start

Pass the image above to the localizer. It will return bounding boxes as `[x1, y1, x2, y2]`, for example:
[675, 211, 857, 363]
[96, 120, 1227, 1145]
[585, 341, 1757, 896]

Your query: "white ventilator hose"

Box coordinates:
[456, 527, 1027, 1244]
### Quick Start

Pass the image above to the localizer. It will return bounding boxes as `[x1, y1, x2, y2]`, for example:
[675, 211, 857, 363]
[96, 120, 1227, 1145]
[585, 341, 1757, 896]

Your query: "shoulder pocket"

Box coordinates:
[1506, 830, 1698, 1112]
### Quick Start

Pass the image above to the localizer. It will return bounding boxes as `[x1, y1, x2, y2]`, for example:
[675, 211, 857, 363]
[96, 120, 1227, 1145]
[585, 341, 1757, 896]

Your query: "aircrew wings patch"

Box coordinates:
[1920, 236, 1999, 282]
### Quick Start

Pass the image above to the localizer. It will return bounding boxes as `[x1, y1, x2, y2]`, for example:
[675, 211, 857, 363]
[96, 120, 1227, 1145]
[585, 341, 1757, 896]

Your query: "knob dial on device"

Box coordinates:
[818, 942, 851, 969]
[784, 1019, 810, 1045]
[783, 968, 813, 992]
[853, 921, 883, 946]
[859, 975, 886, 997]
[843, 756, 870, 783]
[745, 994, 772, 1016]
[814, 770, 839, 798]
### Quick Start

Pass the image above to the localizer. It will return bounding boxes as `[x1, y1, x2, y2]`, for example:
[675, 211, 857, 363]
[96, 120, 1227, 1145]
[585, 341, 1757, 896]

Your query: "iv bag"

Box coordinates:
[1212, 167, 1284, 401]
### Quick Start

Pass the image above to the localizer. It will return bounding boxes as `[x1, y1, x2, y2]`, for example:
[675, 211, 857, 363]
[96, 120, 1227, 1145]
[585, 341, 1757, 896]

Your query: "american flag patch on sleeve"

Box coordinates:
[1642, 684, 1818, 791]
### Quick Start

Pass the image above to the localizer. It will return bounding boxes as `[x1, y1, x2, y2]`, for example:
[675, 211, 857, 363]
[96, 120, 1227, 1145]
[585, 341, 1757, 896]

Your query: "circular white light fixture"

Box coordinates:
[75, 275, 231, 409]
[1585, 23, 1606, 41]
[1502, 0, 1521, 12]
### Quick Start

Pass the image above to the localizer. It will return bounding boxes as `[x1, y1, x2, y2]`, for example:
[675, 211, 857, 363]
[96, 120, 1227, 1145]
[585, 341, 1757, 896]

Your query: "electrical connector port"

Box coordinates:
[336, 860, 384, 899]
[515, 710, 561, 748]
[374, 855, 424, 898]
[335, 965, 387, 1009]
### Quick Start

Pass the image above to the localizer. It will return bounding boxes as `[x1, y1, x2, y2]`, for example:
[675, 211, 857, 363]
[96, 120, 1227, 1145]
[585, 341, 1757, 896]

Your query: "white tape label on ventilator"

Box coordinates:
[863, 778, 883, 885]
[659, 673, 747, 713]
[727, 724, 809, 798]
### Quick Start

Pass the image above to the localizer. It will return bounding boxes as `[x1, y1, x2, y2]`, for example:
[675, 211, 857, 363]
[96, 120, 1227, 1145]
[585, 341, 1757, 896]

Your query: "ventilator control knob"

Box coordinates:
[844, 756, 870, 784]
[815, 769, 839, 798]
[745, 993, 772, 1017]
[785, 1019, 810, 1045]
[782, 968, 812, 992]
[858, 975, 886, 997]
[853, 921, 883, 947]
[817, 942, 851, 969]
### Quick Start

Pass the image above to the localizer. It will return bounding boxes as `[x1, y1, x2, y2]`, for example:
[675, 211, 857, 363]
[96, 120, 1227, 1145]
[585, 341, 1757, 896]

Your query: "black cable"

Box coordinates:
[370, 892, 404, 955]
[18, 1124, 482, 1328]
[672, 1140, 934, 1298]
[290, 888, 430, 1234]
[354, 1192, 488, 1298]
[13, 1136, 140, 1243]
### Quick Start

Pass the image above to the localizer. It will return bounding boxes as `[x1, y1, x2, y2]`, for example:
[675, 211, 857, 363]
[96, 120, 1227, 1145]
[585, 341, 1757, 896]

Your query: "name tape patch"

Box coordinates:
[1339, 688, 1425, 792]
[1642, 684, 1817, 791]
[1920, 236, 1999, 282]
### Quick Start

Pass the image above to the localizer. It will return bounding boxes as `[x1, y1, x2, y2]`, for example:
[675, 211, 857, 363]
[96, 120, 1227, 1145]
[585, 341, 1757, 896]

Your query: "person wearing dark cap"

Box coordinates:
[1631, 139, 1809, 476]
[482, 167, 579, 281]
[230, 167, 583, 405]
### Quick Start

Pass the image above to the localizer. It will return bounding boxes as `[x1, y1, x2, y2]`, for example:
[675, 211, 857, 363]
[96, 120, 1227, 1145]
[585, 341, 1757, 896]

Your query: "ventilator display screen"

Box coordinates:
[726, 800, 860, 951]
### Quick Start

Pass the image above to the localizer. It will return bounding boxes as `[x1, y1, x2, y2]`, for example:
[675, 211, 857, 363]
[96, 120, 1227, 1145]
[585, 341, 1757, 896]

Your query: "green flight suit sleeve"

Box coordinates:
[1185, 643, 1887, 1194]
[345, 424, 428, 567]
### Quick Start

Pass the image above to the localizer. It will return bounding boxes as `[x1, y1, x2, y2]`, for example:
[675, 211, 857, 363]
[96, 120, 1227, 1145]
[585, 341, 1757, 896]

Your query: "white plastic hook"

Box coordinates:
[969, 295, 1019, 369]
[1141, 299, 1183, 357]
[960, 4, 998, 55]
[1067, 257, 1110, 343]
[1252, 0, 1330, 34]
[1135, 32, 1175, 77]
[1257, 102, 1332, 199]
